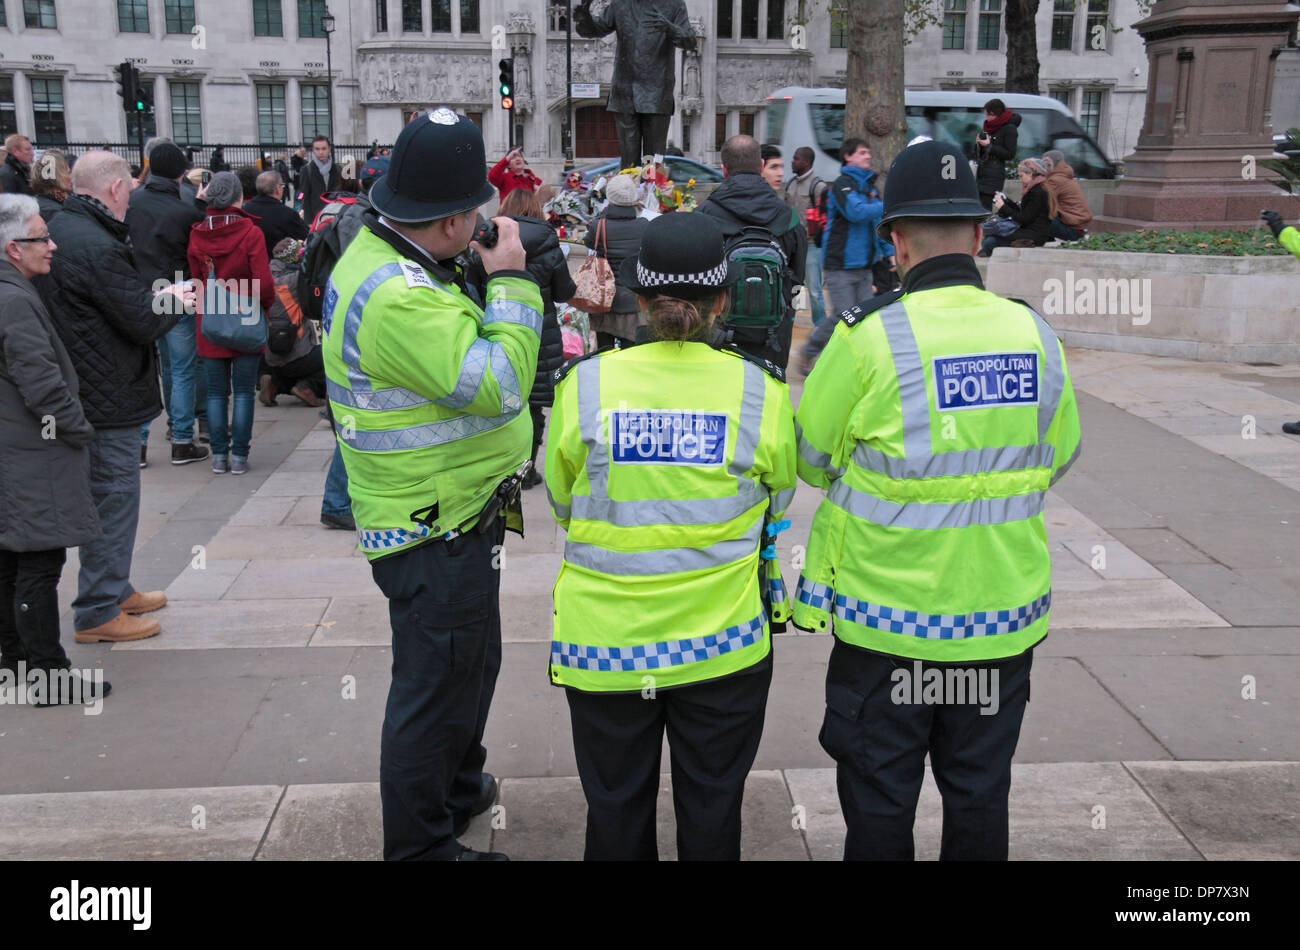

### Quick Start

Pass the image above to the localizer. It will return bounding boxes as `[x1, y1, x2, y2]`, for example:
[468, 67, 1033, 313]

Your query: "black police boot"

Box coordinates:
[456, 846, 509, 861]
[453, 772, 499, 838]
[1283, 420, 1300, 435]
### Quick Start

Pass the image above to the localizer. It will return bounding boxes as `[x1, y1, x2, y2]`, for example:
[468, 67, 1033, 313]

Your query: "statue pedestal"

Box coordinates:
[1094, 0, 1300, 232]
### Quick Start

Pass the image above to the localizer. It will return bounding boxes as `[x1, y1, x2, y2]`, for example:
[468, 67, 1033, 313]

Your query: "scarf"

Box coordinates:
[983, 109, 1014, 133]
[312, 154, 334, 181]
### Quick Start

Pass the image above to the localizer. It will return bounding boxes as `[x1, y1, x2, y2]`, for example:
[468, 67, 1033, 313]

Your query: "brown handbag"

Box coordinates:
[569, 218, 616, 314]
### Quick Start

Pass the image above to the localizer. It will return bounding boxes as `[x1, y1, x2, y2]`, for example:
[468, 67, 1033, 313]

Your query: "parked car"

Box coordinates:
[764, 87, 1118, 182]
[558, 155, 725, 188]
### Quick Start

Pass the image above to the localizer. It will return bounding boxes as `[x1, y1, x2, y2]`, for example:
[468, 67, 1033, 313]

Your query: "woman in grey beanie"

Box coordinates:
[187, 170, 276, 474]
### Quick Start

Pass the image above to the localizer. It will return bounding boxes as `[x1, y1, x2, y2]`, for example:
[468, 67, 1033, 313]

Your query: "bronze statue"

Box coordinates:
[574, 0, 696, 170]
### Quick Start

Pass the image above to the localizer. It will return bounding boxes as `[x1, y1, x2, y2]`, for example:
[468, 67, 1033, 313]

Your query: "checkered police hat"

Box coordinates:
[619, 212, 732, 301]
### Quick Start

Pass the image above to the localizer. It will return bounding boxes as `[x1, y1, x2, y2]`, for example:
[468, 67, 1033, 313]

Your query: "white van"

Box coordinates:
[764, 87, 1117, 183]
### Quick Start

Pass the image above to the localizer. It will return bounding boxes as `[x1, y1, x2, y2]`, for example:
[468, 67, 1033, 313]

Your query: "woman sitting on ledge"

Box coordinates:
[979, 158, 1056, 257]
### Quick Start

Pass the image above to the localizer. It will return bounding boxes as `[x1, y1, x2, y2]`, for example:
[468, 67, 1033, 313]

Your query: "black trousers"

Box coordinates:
[260, 347, 327, 399]
[566, 657, 773, 861]
[614, 112, 672, 172]
[370, 523, 505, 860]
[0, 548, 71, 671]
[820, 639, 1033, 861]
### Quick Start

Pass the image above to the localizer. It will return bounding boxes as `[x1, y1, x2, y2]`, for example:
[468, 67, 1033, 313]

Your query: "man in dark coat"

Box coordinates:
[126, 142, 210, 465]
[0, 134, 34, 195]
[300, 135, 342, 225]
[582, 173, 650, 346]
[698, 134, 807, 370]
[975, 98, 1021, 211]
[35, 152, 195, 646]
[574, 0, 696, 170]
[0, 194, 108, 704]
[246, 170, 309, 256]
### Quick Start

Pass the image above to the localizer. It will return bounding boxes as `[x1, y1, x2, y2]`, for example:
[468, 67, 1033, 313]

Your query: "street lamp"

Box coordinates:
[322, 6, 336, 145]
[565, 0, 573, 170]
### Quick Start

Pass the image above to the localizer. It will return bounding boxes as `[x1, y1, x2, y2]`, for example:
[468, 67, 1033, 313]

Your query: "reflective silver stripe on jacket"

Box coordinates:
[769, 487, 795, 515]
[569, 483, 766, 528]
[434, 337, 523, 415]
[340, 409, 517, 452]
[564, 520, 764, 576]
[827, 479, 1046, 530]
[795, 419, 845, 480]
[483, 296, 544, 335]
[335, 262, 431, 411]
[845, 300, 1066, 483]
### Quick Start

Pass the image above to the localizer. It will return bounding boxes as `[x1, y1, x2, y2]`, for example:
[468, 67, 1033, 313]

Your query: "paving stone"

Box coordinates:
[1158, 563, 1300, 627]
[227, 495, 294, 527]
[311, 597, 390, 647]
[164, 559, 247, 601]
[257, 783, 383, 861]
[205, 524, 362, 560]
[1127, 762, 1300, 860]
[1060, 536, 1166, 580]
[1039, 627, 1300, 658]
[284, 495, 329, 526]
[254, 471, 334, 497]
[1109, 528, 1216, 565]
[274, 450, 335, 474]
[1051, 578, 1226, 629]
[224, 558, 376, 599]
[0, 786, 283, 860]
[489, 776, 587, 860]
[1079, 655, 1300, 761]
[110, 599, 329, 651]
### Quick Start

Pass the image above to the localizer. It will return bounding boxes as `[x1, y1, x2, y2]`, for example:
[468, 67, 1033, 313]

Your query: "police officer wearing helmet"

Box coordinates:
[794, 139, 1082, 860]
[545, 212, 797, 860]
[322, 107, 544, 861]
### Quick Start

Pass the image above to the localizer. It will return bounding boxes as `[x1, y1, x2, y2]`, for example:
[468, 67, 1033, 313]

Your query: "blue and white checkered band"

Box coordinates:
[636, 259, 728, 289]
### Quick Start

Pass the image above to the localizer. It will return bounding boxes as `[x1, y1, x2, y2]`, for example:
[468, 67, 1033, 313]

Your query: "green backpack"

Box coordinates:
[722, 225, 790, 328]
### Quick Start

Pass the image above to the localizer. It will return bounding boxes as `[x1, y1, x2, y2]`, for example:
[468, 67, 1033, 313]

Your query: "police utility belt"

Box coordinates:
[408, 460, 531, 541]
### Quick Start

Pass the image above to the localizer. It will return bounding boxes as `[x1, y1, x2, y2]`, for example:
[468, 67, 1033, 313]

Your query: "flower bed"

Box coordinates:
[1061, 229, 1291, 256]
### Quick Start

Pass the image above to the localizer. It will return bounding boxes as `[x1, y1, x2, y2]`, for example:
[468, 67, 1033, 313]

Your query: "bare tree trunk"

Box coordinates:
[846, 0, 908, 179]
[1004, 0, 1041, 93]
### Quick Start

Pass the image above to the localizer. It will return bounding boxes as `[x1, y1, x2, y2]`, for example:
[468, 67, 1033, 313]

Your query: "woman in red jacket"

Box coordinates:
[488, 147, 542, 203]
[187, 171, 276, 475]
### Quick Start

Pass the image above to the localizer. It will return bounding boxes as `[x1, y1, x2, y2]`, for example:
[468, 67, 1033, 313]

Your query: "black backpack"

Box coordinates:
[298, 193, 370, 322]
[721, 225, 791, 329]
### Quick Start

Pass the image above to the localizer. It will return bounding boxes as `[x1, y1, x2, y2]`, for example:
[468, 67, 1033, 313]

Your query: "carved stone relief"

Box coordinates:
[714, 55, 812, 107]
[545, 38, 617, 97]
[358, 51, 491, 105]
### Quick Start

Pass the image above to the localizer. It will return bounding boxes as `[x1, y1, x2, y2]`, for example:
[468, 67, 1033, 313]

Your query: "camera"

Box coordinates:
[473, 219, 499, 248]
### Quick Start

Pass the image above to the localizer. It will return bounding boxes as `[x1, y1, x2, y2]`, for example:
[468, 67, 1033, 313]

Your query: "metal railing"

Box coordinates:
[50, 142, 391, 172]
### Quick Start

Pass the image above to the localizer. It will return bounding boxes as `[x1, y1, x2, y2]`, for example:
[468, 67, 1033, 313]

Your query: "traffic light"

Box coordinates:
[498, 58, 514, 111]
[135, 81, 154, 116]
[116, 61, 138, 115]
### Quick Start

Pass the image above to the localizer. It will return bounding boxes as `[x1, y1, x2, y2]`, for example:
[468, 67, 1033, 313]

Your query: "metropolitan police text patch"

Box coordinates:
[611, 410, 728, 465]
[932, 352, 1039, 411]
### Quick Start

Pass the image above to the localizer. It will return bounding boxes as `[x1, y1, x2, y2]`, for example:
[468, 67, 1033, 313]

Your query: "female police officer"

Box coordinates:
[543, 212, 798, 860]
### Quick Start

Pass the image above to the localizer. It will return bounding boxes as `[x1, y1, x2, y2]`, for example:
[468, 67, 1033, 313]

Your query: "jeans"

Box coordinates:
[203, 354, 260, 459]
[73, 427, 140, 630]
[0, 547, 71, 671]
[321, 442, 351, 518]
[371, 522, 506, 860]
[804, 244, 829, 326]
[163, 314, 201, 443]
[1050, 218, 1083, 241]
[822, 267, 875, 318]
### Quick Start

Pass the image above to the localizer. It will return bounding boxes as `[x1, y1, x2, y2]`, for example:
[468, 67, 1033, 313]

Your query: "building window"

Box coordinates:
[766, 0, 785, 40]
[24, 0, 57, 28]
[402, 0, 421, 32]
[0, 76, 16, 138]
[375, 0, 387, 31]
[1085, 0, 1109, 51]
[0, 3, 6, 27]
[942, 0, 966, 50]
[254, 0, 283, 36]
[740, 0, 758, 38]
[739, 113, 755, 136]
[301, 83, 330, 140]
[170, 80, 202, 145]
[977, 0, 1000, 50]
[432, 0, 450, 32]
[683, 122, 691, 153]
[165, 0, 195, 33]
[1080, 89, 1102, 138]
[548, 2, 566, 32]
[118, 0, 148, 32]
[465, 111, 482, 131]
[717, 0, 732, 40]
[1049, 86, 1072, 109]
[256, 83, 287, 142]
[30, 76, 65, 144]
[460, 0, 478, 33]
[299, 0, 327, 37]
[715, 112, 726, 151]
[830, 3, 847, 48]
[1051, 0, 1074, 51]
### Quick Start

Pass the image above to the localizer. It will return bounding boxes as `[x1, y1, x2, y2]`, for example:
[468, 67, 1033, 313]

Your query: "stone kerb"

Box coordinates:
[984, 247, 1300, 364]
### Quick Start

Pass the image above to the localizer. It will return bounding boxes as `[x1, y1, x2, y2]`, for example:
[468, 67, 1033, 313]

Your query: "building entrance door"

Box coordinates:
[575, 105, 618, 158]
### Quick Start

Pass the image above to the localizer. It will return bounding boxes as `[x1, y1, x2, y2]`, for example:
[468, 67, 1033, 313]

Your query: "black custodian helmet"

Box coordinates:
[368, 106, 496, 222]
[876, 139, 989, 241]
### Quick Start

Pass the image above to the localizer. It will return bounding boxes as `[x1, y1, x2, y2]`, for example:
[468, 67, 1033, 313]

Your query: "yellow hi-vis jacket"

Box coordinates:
[545, 341, 798, 693]
[793, 280, 1082, 662]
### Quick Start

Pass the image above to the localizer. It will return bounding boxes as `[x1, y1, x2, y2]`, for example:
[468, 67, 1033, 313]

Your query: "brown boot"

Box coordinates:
[76, 611, 161, 643]
[290, 382, 322, 407]
[258, 374, 278, 407]
[119, 590, 167, 615]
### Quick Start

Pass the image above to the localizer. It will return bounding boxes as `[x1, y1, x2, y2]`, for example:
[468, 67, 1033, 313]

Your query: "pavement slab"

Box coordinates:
[109, 598, 330, 651]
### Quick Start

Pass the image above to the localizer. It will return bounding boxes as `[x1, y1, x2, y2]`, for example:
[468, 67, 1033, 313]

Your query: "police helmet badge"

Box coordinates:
[429, 107, 459, 125]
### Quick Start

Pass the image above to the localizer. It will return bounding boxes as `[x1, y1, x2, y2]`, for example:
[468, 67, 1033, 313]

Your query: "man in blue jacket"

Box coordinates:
[821, 138, 886, 317]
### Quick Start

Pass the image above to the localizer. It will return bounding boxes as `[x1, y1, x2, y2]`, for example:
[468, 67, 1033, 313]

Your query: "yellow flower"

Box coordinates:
[688, 178, 695, 186]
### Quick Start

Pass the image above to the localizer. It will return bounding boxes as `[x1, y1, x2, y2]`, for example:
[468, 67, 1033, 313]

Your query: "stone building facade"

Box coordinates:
[0, 0, 1149, 176]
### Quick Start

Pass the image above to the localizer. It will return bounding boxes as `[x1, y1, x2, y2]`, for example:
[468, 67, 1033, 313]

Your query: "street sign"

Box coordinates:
[571, 82, 601, 99]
